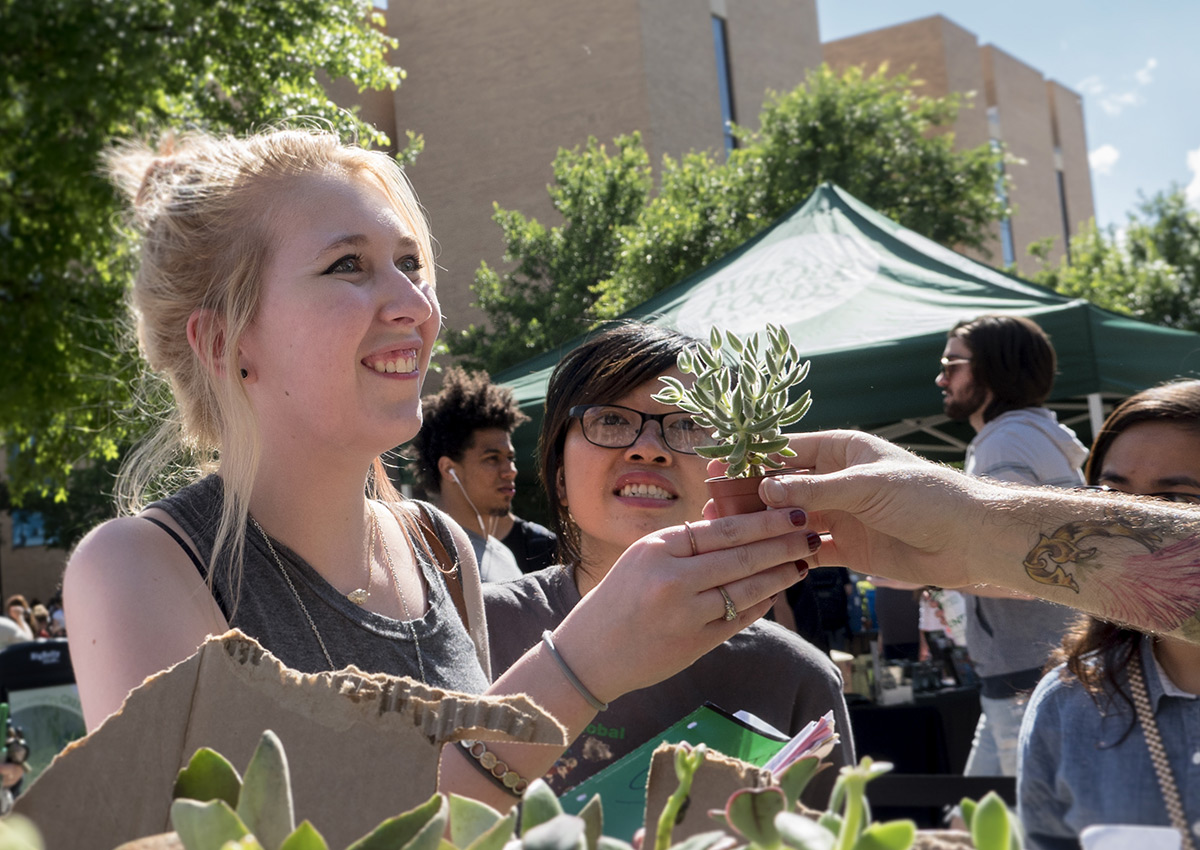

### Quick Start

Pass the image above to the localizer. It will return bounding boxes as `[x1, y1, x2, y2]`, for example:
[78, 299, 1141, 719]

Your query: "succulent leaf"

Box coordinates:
[968, 793, 1013, 850]
[521, 814, 588, 850]
[850, 820, 916, 850]
[346, 793, 448, 850]
[724, 787, 785, 847]
[521, 780, 566, 834]
[278, 821, 329, 850]
[171, 799, 249, 850]
[449, 794, 506, 848]
[174, 747, 243, 810]
[775, 756, 822, 809]
[774, 812, 835, 850]
[576, 795, 604, 850]
[237, 731, 294, 850]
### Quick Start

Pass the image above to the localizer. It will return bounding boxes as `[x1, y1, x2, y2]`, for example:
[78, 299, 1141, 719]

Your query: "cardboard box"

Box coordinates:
[14, 631, 565, 850]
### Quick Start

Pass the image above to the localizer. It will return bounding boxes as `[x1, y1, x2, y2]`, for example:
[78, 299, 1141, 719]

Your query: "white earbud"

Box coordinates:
[448, 468, 461, 484]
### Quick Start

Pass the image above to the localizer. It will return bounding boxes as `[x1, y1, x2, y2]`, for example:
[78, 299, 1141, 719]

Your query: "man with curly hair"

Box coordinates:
[410, 369, 551, 581]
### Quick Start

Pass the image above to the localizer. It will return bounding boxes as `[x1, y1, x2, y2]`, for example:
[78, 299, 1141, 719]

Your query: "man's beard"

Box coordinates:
[943, 383, 988, 422]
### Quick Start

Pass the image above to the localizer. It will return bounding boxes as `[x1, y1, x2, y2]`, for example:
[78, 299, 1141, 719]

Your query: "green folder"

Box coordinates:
[558, 703, 787, 841]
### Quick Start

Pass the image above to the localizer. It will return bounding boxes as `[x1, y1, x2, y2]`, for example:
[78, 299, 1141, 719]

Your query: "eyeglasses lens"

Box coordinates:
[580, 406, 717, 454]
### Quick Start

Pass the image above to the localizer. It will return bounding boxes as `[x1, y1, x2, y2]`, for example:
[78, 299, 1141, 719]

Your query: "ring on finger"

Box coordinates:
[717, 585, 737, 621]
[683, 521, 699, 557]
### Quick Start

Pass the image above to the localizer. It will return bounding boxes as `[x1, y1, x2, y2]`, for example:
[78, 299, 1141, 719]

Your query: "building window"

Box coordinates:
[991, 138, 1016, 267]
[711, 15, 736, 153]
[10, 510, 48, 548]
[1055, 147, 1072, 263]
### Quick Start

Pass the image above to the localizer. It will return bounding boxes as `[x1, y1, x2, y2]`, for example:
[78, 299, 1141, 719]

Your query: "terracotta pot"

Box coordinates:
[706, 468, 794, 518]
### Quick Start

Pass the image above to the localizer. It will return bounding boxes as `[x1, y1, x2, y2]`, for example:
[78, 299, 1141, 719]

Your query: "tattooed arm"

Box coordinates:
[740, 431, 1200, 643]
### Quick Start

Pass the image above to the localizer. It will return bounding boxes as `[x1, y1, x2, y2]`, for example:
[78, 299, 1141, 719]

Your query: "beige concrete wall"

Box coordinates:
[336, 1, 823, 338]
[381, 1, 650, 333]
[723, 0, 822, 126]
[1048, 80, 1096, 241]
[639, 0, 725, 165]
[982, 45, 1064, 274]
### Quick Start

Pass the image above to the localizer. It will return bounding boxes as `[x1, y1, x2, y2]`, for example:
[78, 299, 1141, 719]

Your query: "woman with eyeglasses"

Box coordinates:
[483, 322, 853, 803]
[1018, 380, 1200, 849]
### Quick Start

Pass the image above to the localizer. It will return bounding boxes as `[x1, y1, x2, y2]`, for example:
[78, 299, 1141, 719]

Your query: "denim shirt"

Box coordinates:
[1017, 637, 1200, 849]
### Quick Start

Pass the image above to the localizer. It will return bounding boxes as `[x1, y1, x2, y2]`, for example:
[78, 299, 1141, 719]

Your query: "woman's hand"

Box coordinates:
[551, 505, 819, 705]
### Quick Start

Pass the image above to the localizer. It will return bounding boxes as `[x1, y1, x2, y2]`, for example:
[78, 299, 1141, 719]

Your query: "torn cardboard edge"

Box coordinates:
[15, 630, 566, 850]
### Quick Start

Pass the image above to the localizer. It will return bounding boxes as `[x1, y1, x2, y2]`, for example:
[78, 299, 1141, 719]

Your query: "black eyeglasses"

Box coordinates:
[568, 404, 719, 454]
[1078, 484, 1200, 506]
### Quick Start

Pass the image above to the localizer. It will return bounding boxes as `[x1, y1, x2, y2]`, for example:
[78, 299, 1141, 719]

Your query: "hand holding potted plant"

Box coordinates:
[652, 323, 811, 517]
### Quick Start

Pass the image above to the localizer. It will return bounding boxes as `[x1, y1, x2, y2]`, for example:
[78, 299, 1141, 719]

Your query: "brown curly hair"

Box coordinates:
[409, 368, 528, 494]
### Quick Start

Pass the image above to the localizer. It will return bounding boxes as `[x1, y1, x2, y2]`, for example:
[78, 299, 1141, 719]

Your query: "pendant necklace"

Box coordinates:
[347, 509, 378, 605]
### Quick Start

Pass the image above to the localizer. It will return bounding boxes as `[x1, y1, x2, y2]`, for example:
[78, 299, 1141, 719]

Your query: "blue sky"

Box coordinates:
[817, 2, 1200, 230]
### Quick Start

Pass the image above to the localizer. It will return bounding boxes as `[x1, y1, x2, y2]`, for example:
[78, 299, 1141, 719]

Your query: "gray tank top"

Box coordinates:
[150, 475, 488, 693]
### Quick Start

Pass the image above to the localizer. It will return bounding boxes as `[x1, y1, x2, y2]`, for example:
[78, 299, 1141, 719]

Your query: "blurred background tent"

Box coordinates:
[493, 183, 1200, 519]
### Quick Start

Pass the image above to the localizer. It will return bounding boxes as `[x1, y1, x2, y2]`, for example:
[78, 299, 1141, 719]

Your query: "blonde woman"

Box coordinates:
[63, 128, 820, 809]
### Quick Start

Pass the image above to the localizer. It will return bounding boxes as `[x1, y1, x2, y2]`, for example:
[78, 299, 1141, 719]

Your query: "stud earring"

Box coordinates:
[240, 369, 248, 379]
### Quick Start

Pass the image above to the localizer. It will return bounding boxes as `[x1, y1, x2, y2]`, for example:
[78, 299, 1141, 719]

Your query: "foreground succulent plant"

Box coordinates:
[652, 324, 811, 479]
[165, 732, 1020, 850]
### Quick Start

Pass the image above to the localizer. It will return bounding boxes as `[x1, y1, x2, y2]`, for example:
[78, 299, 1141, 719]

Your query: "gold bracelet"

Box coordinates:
[457, 739, 530, 796]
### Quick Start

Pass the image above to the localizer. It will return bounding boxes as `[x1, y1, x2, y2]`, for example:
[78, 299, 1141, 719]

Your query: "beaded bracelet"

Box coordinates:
[541, 629, 609, 712]
[457, 739, 530, 797]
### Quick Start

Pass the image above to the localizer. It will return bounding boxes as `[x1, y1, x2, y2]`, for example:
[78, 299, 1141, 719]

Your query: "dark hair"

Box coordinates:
[950, 315, 1056, 422]
[1051, 379, 1200, 735]
[409, 368, 529, 494]
[539, 322, 701, 567]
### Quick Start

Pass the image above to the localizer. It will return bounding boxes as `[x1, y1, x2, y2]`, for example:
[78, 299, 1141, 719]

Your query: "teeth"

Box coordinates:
[370, 353, 418, 374]
[619, 483, 674, 500]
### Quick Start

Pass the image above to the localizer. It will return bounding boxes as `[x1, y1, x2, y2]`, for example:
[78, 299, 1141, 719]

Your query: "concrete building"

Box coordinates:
[330, 0, 823, 332]
[824, 15, 1094, 277]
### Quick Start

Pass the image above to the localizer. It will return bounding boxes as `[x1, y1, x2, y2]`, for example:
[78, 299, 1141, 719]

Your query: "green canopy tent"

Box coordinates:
[494, 183, 1200, 508]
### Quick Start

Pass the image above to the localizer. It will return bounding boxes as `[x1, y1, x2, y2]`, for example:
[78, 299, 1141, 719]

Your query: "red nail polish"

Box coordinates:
[795, 560, 809, 579]
[807, 531, 821, 550]
[790, 509, 807, 527]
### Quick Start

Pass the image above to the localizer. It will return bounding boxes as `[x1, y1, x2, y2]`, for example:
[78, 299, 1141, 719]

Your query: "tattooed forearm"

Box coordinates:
[1024, 506, 1200, 635]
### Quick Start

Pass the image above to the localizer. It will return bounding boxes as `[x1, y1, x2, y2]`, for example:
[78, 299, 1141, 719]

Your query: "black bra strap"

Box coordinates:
[142, 516, 231, 619]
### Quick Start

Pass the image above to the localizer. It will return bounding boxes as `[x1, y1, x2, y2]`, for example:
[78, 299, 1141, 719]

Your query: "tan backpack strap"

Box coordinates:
[410, 502, 492, 681]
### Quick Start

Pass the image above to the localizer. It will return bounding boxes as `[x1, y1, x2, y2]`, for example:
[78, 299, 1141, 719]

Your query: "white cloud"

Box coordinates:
[1076, 75, 1105, 97]
[1089, 144, 1120, 176]
[1187, 146, 1200, 208]
[1135, 58, 1158, 86]
[1101, 91, 1142, 116]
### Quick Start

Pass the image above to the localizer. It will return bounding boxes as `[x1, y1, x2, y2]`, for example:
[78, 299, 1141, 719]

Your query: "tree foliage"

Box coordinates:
[1030, 188, 1200, 331]
[1, 0, 406, 504]
[444, 64, 1009, 373]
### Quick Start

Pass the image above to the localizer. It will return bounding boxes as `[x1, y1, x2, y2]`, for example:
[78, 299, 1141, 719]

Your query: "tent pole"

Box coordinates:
[1087, 393, 1105, 438]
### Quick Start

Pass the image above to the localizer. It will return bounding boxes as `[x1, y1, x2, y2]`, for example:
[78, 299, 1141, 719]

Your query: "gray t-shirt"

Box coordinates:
[483, 565, 854, 806]
[151, 475, 488, 693]
[464, 528, 523, 583]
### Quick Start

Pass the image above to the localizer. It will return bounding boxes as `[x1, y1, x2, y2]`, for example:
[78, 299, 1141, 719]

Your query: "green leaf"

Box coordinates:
[725, 787, 785, 848]
[449, 794, 506, 848]
[774, 812, 835, 850]
[576, 795, 605, 850]
[522, 814, 587, 850]
[817, 812, 842, 837]
[171, 799, 250, 850]
[237, 731, 294, 850]
[969, 793, 1012, 850]
[174, 748, 243, 809]
[776, 756, 822, 810]
[278, 821, 329, 850]
[958, 799, 977, 831]
[664, 832, 731, 850]
[693, 444, 734, 460]
[521, 779, 565, 833]
[850, 820, 915, 850]
[346, 794, 447, 850]
[751, 437, 791, 455]
[462, 811, 517, 850]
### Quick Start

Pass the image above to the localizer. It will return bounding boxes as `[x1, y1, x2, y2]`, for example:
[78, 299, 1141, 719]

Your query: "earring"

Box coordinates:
[240, 369, 248, 379]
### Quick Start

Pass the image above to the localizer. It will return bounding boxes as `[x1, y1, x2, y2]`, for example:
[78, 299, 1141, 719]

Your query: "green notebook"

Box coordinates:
[557, 703, 788, 841]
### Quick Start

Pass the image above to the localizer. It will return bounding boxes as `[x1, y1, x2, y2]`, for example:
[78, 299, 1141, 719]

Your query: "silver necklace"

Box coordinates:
[347, 510, 377, 605]
[249, 505, 426, 682]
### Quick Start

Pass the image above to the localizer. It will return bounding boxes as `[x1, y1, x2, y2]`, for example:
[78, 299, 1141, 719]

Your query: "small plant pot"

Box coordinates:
[706, 469, 794, 518]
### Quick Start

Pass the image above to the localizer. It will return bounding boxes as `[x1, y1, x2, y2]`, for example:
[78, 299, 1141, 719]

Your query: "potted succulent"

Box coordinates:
[652, 323, 811, 516]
